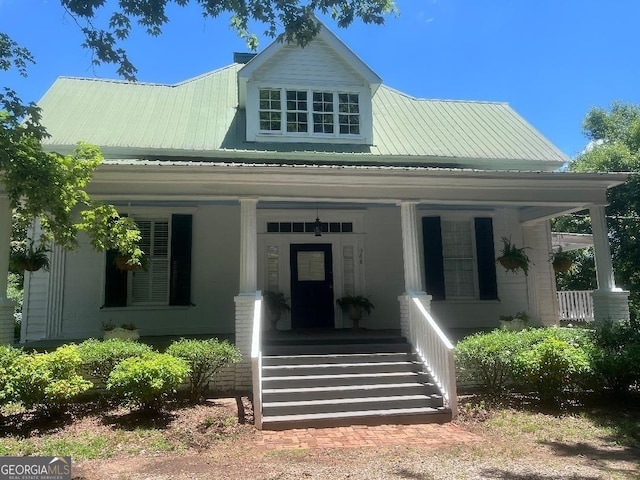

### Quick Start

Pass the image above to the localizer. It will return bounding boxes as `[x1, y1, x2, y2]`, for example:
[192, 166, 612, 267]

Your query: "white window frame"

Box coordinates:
[128, 216, 171, 306]
[440, 219, 478, 300]
[257, 87, 361, 139]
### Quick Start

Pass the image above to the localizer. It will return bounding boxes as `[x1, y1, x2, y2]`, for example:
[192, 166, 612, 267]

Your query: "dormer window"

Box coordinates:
[258, 88, 361, 138]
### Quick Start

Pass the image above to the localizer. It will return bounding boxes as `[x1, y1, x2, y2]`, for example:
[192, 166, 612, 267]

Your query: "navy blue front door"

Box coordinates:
[290, 244, 334, 329]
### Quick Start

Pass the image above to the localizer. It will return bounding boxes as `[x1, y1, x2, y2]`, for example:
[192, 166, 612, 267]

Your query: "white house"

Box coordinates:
[0, 23, 629, 427]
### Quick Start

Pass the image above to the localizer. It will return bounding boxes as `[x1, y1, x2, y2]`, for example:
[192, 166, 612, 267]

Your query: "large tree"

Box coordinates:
[1, 1, 395, 267]
[562, 102, 640, 317]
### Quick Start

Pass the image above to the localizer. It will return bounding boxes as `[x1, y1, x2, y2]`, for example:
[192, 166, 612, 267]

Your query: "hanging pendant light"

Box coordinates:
[313, 203, 322, 237]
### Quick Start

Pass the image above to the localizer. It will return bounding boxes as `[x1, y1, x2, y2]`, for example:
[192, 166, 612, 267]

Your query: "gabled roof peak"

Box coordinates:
[238, 18, 382, 91]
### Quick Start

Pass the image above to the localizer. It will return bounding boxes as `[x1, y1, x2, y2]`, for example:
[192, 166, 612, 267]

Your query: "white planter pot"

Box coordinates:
[499, 319, 526, 331]
[103, 327, 140, 340]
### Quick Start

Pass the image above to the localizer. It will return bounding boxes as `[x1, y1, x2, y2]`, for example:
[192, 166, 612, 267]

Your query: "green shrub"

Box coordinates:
[166, 338, 241, 398]
[9, 345, 92, 410]
[107, 353, 190, 410]
[515, 336, 591, 403]
[455, 329, 529, 394]
[591, 320, 640, 392]
[77, 338, 153, 382]
[456, 327, 595, 397]
[0, 345, 24, 405]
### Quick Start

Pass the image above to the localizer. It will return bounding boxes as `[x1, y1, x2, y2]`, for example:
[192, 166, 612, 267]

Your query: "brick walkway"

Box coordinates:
[256, 423, 480, 450]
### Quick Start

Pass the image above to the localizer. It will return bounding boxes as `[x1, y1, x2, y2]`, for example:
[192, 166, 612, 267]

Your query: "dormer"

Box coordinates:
[238, 22, 382, 145]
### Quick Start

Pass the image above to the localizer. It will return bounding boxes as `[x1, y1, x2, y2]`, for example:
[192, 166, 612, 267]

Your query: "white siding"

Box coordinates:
[363, 206, 405, 329]
[524, 220, 559, 326]
[253, 40, 364, 87]
[22, 270, 48, 341]
[55, 205, 240, 339]
[424, 208, 530, 330]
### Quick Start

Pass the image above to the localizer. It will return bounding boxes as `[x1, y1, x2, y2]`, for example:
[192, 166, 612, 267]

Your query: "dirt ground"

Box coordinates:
[58, 396, 640, 480]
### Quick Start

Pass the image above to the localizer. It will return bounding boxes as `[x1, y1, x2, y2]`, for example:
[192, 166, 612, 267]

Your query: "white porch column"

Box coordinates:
[589, 205, 630, 322]
[239, 198, 258, 293]
[399, 201, 423, 292]
[236, 198, 258, 389]
[0, 196, 16, 344]
[398, 201, 425, 339]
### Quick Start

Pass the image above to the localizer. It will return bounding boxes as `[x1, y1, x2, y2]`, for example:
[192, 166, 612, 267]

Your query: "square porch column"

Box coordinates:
[0, 196, 16, 344]
[589, 205, 630, 322]
[235, 198, 258, 389]
[398, 201, 429, 338]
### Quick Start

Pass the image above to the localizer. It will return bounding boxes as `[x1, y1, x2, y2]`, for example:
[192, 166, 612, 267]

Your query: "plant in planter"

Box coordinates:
[496, 236, 532, 276]
[263, 291, 291, 331]
[10, 241, 50, 272]
[102, 322, 140, 340]
[336, 295, 375, 330]
[114, 253, 147, 272]
[550, 247, 574, 273]
[499, 311, 529, 331]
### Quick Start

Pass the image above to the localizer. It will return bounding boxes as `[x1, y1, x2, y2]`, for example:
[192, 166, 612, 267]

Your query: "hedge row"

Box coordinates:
[0, 338, 241, 412]
[455, 321, 640, 401]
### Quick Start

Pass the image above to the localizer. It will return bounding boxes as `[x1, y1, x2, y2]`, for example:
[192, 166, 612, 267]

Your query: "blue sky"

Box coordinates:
[1, 0, 639, 158]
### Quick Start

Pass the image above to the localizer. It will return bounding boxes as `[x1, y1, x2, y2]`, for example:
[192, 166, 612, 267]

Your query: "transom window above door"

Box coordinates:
[259, 88, 360, 137]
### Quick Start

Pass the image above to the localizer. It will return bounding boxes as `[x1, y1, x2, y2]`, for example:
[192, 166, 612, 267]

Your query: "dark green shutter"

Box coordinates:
[422, 216, 446, 301]
[475, 217, 498, 300]
[170, 214, 193, 306]
[104, 249, 128, 307]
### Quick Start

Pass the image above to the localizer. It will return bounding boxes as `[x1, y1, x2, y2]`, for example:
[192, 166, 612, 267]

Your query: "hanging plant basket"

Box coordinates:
[115, 255, 141, 272]
[552, 257, 573, 273]
[497, 256, 525, 271]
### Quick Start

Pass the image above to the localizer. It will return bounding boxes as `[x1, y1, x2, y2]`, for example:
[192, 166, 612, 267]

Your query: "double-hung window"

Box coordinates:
[440, 220, 476, 299]
[130, 219, 170, 305]
[104, 214, 193, 308]
[258, 88, 360, 137]
[423, 216, 498, 301]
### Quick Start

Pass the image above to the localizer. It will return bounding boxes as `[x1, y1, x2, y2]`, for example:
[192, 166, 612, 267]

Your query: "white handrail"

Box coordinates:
[557, 290, 594, 322]
[407, 290, 457, 418]
[250, 290, 263, 429]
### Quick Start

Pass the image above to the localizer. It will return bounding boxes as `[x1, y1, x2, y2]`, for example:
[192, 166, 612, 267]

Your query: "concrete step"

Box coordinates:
[262, 360, 421, 377]
[262, 370, 432, 389]
[261, 406, 452, 430]
[262, 342, 412, 356]
[262, 382, 439, 402]
[262, 352, 417, 366]
[262, 394, 443, 416]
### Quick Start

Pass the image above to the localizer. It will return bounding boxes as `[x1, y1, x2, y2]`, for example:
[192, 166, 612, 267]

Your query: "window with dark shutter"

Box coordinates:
[103, 213, 192, 307]
[104, 249, 128, 307]
[474, 217, 498, 300]
[422, 216, 446, 301]
[170, 214, 193, 306]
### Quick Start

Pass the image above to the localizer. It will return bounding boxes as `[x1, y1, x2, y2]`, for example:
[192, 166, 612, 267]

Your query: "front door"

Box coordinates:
[290, 244, 334, 329]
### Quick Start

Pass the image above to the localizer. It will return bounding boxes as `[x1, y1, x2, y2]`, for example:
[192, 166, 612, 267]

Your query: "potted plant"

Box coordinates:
[102, 322, 140, 340]
[499, 311, 529, 331]
[551, 247, 573, 273]
[263, 291, 291, 331]
[496, 236, 532, 275]
[336, 295, 375, 330]
[115, 253, 145, 272]
[10, 242, 50, 272]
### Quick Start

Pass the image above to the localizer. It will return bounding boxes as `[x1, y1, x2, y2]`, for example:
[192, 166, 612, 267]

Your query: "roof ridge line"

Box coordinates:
[379, 84, 509, 105]
[57, 63, 241, 88]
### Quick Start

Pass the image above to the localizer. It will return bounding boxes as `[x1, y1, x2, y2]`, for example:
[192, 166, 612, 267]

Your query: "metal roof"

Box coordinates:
[38, 64, 569, 170]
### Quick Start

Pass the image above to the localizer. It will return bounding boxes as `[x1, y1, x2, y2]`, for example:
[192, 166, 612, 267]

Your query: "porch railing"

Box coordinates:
[557, 290, 594, 323]
[250, 290, 263, 430]
[407, 291, 457, 418]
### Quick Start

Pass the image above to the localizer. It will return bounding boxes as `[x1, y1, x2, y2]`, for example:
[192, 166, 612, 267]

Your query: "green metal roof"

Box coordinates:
[38, 64, 569, 170]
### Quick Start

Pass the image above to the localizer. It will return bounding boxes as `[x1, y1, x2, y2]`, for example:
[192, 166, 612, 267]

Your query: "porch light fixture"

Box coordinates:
[313, 203, 322, 237]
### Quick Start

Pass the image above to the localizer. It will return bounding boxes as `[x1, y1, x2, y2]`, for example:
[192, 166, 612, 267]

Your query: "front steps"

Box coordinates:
[260, 333, 451, 430]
